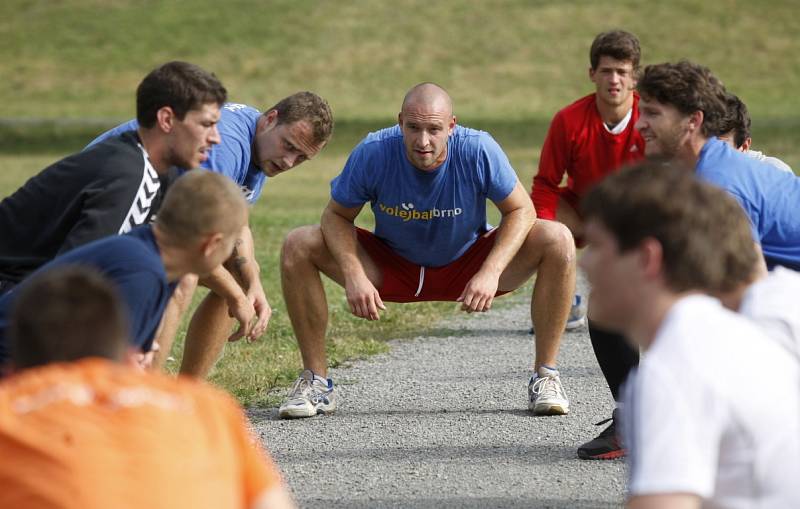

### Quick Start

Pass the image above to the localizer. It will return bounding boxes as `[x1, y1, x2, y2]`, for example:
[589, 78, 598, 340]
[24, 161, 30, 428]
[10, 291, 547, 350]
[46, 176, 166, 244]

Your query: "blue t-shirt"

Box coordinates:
[0, 226, 175, 360]
[696, 137, 800, 269]
[331, 125, 518, 267]
[86, 103, 266, 203]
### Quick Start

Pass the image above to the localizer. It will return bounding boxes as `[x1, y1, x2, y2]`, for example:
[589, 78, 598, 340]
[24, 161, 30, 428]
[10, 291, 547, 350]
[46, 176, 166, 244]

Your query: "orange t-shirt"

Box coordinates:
[0, 358, 282, 509]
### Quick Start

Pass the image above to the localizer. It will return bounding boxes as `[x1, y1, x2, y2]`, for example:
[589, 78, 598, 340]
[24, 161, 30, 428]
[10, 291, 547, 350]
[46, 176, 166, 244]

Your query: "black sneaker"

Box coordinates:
[577, 410, 625, 460]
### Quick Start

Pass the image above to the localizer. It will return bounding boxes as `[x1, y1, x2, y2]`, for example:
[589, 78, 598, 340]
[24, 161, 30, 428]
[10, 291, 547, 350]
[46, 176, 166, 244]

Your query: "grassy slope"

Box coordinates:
[1, 0, 799, 120]
[1, 0, 798, 405]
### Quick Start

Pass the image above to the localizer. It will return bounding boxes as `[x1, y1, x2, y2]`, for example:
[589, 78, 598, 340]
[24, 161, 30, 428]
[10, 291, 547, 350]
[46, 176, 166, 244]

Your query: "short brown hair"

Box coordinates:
[137, 61, 227, 128]
[267, 91, 334, 146]
[590, 30, 641, 70]
[717, 93, 751, 148]
[9, 267, 129, 370]
[637, 60, 729, 138]
[155, 170, 248, 245]
[581, 160, 758, 293]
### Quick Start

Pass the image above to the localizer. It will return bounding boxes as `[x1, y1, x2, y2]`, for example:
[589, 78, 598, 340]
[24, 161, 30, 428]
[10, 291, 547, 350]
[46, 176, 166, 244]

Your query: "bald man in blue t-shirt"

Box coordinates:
[278, 83, 577, 419]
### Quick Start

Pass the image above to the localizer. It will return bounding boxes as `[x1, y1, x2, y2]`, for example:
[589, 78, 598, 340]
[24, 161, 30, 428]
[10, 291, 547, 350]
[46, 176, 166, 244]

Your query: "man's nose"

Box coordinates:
[282, 153, 298, 169]
[209, 125, 221, 145]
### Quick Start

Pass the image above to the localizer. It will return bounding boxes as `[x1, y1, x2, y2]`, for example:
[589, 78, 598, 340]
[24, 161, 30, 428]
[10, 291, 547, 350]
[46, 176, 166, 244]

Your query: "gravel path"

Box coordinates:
[250, 285, 627, 508]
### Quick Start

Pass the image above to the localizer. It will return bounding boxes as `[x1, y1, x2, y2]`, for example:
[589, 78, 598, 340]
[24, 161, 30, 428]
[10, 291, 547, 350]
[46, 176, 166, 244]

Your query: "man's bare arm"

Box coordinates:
[225, 224, 270, 338]
[320, 199, 385, 320]
[458, 181, 535, 312]
[482, 181, 536, 275]
[199, 264, 254, 341]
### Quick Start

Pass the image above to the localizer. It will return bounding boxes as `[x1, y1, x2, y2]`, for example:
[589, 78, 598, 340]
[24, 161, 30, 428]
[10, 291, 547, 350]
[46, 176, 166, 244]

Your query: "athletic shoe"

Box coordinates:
[278, 369, 336, 419]
[577, 410, 625, 460]
[527, 366, 569, 415]
[565, 294, 586, 330]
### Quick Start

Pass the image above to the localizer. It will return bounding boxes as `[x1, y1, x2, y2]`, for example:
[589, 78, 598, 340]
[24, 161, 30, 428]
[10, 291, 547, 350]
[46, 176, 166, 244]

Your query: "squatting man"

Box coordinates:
[278, 83, 576, 419]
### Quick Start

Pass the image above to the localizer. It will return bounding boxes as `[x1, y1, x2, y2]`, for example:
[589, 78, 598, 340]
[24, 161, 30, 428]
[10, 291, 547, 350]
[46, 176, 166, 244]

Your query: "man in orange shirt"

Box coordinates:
[0, 267, 295, 507]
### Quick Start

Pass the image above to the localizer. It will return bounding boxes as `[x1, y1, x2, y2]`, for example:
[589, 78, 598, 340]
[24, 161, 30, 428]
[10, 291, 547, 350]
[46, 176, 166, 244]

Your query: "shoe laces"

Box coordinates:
[287, 372, 328, 399]
[593, 416, 617, 439]
[531, 374, 564, 399]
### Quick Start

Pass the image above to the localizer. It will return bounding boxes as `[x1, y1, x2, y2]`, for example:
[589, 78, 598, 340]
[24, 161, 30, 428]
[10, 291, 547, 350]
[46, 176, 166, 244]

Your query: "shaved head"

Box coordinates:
[401, 82, 453, 116]
[398, 83, 456, 171]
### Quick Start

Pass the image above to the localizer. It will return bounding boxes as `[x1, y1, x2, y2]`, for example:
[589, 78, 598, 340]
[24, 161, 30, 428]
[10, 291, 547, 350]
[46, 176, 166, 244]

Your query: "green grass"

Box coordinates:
[1, 0, 799, 120]
[1, 0, 799, 405]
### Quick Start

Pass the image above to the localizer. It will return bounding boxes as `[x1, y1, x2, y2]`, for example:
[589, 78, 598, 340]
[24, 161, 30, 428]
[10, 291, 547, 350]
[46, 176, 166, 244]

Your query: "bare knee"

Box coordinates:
[281, 225, 325, 271]
[530, 220, 576, 266]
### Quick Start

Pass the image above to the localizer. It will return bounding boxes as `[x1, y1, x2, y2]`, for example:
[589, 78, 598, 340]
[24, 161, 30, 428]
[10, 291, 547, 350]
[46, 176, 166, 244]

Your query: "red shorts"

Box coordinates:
[356, 228, 511, 303]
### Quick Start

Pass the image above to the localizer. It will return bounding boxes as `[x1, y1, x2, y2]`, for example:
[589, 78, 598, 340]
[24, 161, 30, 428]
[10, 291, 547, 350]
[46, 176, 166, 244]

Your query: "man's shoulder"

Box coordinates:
[34, 133, 144, 190]
[75, 132, 145, 171]
[652, 294, 783, 368]
[219, 103, 261, 126]
[699, 138, 751, 167]
[361, 125, 403, 146]
[554, 93, 598, 119]
[61, 227, 157, 266]
[446, 126, 508, 165]
[349, 126, 403, 161]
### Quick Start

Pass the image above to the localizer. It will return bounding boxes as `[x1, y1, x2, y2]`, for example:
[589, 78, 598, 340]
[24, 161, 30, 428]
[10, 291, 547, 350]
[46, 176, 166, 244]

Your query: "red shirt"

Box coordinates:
[531, 93, 645, 219]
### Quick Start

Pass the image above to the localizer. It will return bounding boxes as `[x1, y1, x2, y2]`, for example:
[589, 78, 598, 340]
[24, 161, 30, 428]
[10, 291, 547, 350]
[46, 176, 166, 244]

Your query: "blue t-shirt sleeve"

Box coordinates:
[477, 133, 518, 202]
[202, 136, 243, 178]
[330, 141, 376, 207]
[726, 189, 761, 242]
[84, 119, 140, 150]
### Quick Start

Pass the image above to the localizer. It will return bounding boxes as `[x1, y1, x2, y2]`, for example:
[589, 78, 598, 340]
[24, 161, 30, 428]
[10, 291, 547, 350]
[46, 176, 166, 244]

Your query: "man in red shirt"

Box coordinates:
[531, 30, 644, 460]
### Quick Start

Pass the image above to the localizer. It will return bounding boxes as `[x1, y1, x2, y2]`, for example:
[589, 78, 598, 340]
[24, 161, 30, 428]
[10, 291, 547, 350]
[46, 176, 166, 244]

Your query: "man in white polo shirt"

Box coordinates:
[580, 160, 800, 508]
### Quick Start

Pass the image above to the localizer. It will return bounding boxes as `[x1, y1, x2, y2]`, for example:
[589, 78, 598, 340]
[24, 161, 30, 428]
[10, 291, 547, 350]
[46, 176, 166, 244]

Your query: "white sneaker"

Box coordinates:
[565, 294, 586, 330]
[527, 366, 569, 415]
[278, 369, 336, 419]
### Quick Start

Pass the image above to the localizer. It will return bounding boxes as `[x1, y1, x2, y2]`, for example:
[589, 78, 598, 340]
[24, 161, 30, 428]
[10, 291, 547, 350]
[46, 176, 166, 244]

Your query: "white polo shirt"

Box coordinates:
[740, 267, 800, 361]
[621, 294, 800, 508]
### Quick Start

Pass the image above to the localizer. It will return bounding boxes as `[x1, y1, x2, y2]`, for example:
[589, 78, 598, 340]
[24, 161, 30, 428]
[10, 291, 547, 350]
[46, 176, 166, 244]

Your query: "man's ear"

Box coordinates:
[741, 137, 752, 151]
[202, 232, 224, 258]
[397, 112, 404, 128]
[687, 110, 704, 133]
[156, 106, 176, 133]
[262, 109, 279, 128]
[638, 237, 664, 280]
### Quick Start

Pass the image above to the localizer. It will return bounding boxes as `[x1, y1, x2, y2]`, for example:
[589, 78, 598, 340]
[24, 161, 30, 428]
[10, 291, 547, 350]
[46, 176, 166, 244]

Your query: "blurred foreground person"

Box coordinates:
[0, 267, 295, 509]
[580, 161, 800, 508]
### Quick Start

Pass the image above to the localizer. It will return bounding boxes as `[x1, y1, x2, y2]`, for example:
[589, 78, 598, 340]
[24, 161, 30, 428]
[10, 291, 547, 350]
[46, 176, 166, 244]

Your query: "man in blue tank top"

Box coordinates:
[88, 93, 334, 379]
[278, 83, 577, 419]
